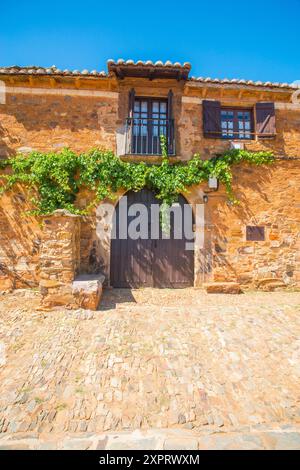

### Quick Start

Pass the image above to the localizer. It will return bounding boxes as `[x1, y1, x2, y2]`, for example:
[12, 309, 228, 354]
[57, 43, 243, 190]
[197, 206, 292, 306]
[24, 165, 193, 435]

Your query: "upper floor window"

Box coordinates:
[221, 108, 253, 139]
[130, 98, 168, 154]
[203, 100, 276, 140]
[126, 89, 175, 155]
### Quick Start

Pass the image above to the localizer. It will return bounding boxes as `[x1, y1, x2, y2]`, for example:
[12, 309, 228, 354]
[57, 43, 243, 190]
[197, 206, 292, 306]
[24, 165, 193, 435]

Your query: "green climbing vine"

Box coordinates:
[0, 136, 274, 215]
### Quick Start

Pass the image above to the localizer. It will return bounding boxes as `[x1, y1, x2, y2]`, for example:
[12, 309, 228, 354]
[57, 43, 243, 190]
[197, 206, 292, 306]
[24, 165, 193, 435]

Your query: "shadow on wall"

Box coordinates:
[0, 189, 42, 288]
[0, 122, 15, 158]
[79, 210, 107, 277]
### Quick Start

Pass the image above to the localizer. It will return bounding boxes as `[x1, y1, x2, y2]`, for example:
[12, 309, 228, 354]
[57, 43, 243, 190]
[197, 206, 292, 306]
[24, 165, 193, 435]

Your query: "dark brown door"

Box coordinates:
[110, 189, 194, 288]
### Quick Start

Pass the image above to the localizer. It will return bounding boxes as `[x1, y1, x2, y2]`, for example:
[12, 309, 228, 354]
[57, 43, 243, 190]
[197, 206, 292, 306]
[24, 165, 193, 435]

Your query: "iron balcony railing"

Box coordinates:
[125, 118, 175, 156]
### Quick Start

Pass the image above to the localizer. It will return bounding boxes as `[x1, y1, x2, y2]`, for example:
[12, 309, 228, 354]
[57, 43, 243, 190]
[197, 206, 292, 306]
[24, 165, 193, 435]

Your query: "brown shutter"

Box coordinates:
[168, 89, 173, 119]
[255, 102, 276, 137]
[128, 88, 135, 118]
[168, 90, 174, 154]
[203, 100, 221, 138]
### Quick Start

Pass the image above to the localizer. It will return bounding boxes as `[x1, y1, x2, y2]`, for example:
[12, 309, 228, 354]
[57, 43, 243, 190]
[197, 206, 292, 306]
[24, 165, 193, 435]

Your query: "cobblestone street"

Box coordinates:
[0, 288, 300, 448]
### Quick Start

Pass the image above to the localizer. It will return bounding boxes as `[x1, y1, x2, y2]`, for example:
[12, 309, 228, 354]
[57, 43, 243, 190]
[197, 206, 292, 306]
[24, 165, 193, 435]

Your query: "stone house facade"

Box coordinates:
[0, 60, 299, 305]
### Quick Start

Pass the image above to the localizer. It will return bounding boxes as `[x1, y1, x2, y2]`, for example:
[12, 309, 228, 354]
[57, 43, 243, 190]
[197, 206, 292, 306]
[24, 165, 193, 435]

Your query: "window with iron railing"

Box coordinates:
[125, 97, 175, 155]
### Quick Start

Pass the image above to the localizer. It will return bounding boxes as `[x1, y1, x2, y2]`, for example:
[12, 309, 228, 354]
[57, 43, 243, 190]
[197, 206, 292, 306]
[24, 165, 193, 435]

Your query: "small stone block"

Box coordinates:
[203, 282, 242, 294]
[72, 274, 105, 310]
[164, 438, 198, 450]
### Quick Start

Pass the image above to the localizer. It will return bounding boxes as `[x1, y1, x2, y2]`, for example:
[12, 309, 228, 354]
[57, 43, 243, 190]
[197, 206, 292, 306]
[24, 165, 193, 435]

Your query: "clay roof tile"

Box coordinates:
[0, 61, 295, 89]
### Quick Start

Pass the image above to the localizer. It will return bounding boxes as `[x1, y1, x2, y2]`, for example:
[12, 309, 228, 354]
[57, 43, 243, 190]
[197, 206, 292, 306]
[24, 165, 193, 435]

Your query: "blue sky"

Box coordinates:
[1, 0, 299, 83]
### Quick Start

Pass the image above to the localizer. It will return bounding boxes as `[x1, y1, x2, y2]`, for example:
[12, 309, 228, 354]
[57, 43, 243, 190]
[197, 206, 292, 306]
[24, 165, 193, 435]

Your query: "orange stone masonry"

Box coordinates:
[39, 210, 81, 308]
[0, 63, 299, 302]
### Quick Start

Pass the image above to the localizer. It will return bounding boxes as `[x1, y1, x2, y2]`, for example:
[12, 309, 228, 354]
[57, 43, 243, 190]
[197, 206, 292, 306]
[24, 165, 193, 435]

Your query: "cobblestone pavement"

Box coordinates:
[0, 288, 300, 447]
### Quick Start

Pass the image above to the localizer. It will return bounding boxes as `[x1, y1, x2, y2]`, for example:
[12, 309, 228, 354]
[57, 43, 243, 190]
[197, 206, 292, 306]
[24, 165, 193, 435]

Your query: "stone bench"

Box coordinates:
[203, 282, 242, 294]
[72, 274, 105, 310]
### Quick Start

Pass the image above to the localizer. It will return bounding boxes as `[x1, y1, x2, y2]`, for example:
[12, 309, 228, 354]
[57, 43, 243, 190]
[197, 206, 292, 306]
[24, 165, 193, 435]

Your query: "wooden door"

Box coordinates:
[153, 195, 194, 287]
[110, 189, 194, 288]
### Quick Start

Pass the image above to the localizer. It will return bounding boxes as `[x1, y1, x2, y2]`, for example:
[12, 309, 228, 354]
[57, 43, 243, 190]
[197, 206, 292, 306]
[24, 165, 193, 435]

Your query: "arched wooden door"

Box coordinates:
[110, 189, 194, 288]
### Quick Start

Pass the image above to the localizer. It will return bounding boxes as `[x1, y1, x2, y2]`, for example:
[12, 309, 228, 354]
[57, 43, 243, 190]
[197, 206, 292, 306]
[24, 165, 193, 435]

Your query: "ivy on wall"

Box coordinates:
[0, 136, 274, 215]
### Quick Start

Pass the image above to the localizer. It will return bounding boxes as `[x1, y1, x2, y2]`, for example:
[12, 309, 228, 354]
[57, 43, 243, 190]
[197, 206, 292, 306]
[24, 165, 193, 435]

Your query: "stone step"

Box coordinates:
[1, 426, 300, 450]
[256, 278, 287, 291]
[203, 282, 242, 294]
[72, 274, 105, 310]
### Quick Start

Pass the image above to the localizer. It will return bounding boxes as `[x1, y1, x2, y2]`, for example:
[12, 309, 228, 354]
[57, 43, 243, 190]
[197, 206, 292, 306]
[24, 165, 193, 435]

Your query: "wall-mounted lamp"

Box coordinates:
[203, 195, 209, 204]
[208, 176, 219, 191]
[230, 141, 244, 150]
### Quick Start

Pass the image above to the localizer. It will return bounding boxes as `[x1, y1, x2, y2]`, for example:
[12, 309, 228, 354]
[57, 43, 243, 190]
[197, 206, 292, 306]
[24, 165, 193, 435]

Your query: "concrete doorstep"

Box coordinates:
[1, 426, 300, 450]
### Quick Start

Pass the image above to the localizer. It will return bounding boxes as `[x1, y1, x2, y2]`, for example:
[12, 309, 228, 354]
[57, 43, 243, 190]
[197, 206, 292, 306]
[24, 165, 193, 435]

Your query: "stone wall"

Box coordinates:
[76, 160, 300, 289]
[0, 90, 118, 157]
[178, 101, 300, 160]
[115, 78, 300, 160]
[0, 76, 299, 295]
[0, 78, 299, 160]
[206, 160, 300, 288]
[0, 159, 299, 294]
[0, 188, 42, 291]
[39, 210, 81, 307]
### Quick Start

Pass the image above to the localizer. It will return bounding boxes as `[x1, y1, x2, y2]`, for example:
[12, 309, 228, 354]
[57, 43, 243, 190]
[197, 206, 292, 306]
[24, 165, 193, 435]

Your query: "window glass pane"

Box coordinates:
[141, 101, 148, 112]
[160, 102, 167, 112]
[141, 122, 147, 136]
[223, 111, 233, 118]
[227, 108, 253, 140]
[160, 126, 167, 136]
[221, 109, 234, 138]
[133, 128, 139, 136]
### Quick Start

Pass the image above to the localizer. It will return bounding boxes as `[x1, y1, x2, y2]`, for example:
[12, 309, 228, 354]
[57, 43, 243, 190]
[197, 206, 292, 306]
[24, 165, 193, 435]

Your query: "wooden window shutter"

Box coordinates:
[255, 102, 276, 137]
[128, 88, 135, 117]
[168, 89, 173, 119]
[167, 90, 174, 154]
[203, 100, 221, 138]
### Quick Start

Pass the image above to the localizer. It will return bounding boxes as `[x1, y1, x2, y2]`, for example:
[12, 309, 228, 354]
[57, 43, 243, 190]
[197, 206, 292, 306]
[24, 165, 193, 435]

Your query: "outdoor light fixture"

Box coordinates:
[203, 195, 208, 204]
[208, 176, 219, 190]
[230, 141, 244, 150]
